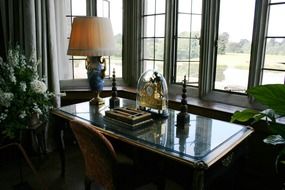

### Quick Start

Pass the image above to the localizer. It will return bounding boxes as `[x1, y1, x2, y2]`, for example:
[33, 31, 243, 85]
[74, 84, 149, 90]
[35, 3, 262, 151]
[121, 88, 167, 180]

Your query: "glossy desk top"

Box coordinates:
[57, 98, 253, 167]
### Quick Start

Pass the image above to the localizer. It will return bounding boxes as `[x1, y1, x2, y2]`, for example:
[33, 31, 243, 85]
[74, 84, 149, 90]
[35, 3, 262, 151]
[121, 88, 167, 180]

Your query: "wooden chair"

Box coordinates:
[69, 119, 135, 190]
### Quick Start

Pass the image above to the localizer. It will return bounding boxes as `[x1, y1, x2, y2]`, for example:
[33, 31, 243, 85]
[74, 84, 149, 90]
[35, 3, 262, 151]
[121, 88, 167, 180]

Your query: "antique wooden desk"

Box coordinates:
[52, 98, 253, 190]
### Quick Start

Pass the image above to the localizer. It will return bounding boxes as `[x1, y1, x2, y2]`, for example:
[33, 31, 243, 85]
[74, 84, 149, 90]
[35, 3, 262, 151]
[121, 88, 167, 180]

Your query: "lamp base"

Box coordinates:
[89, 92, 105, 105]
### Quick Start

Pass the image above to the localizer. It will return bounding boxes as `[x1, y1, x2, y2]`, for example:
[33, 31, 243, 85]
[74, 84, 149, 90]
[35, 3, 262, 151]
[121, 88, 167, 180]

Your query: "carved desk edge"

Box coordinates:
[51, 105, 254, 169]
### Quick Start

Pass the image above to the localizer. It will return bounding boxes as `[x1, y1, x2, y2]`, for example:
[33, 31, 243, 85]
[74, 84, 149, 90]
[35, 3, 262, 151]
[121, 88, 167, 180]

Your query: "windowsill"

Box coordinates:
[60, 85, 249, 121]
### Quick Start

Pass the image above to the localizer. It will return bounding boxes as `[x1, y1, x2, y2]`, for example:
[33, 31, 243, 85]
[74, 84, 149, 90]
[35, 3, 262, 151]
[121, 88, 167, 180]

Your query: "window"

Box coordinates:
[138, 0, 285, 106]
[66, 0, 87, 79]
[174, 0, 202, 85]
[214, 0, 255, 92]
[97, 0, 123, 78]
[141, 0, 166, 74]
[62, 0, 285, 107]
[65, 0, 122, 79]
[262, 0, 285, 84]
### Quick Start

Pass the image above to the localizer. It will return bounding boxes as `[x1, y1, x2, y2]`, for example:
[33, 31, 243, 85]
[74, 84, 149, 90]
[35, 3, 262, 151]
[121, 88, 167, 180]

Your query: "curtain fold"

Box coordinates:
[0, 0, 68, 107]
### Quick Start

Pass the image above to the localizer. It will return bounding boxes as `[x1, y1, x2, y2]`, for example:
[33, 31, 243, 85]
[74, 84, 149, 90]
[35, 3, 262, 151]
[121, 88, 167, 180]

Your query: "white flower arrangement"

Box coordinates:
[0, 46, 54, 139]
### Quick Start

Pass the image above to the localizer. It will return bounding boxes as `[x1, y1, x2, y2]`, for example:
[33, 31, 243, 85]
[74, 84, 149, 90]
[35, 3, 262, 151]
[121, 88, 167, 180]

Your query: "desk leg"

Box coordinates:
[54, 117, 66, 177]
[192, 169, 204, 190]
[192, 161, 207, 190]
[59, 128, 65, 177]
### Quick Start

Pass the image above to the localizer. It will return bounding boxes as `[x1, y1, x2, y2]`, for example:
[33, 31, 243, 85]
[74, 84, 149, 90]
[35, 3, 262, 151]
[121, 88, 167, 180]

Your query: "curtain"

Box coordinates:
[0, 0, 70, 151]
[0, 0, 70, 107]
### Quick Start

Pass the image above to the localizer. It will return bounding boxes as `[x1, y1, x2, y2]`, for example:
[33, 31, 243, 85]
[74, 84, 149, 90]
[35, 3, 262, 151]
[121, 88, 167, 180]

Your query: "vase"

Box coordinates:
[29, 112, 40, 127]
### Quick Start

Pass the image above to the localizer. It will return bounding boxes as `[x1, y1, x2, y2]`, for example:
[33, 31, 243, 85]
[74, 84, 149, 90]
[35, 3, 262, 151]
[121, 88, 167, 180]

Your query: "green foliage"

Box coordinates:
[231, 84, 285, 124]
[230, 109, 263, 123]
[231, 84, 285, 172]
[247, 84, 285, 116]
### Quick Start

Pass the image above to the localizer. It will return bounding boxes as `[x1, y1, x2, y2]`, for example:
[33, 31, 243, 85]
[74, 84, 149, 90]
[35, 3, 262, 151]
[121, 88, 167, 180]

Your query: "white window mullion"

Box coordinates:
[199, 0, 218, 97]
[248, 0, 269, 88]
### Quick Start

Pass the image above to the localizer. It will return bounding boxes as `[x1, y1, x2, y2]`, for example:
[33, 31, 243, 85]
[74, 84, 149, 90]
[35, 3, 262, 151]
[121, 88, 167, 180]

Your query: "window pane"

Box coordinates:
[155, 39, 164, 60]
[268, 4, 285, 37]
[176, 62, 187, 82]
[177, 39, 190, 61]
[262, 3, 285, 84]
[262, 70, 285, 84]
[175, 62, 199, 85]
[178, 14, 191, 35]
[215, 54, 249, 92]
[72, 0, 86, 15]
[264, 39, 285, 69]
[144, 39, 154, 59]
[154, 61, 164, 73]
[188, 62, 199, 84]
[73, 58, 87, 79]
[144, 60, 155, 71]
[190, 39, 200, 59]
[214, 0, 255, 92]
[270, 0, 285, 4]
[145, 0, 155, 15]
[144, 16, 155, 37]
[155, 15, 165, 37]
[178, 0, 192, 13]
[178, 14, 200, 36]
[191, 15, 201, 37]
[97, 0, 123, 78]
[142, 0, 165, 73]
[156, 0, 166, 14]
[110, 0, 122, 78]
[192, 0, 202, 14]
[175, 0, 202, 86]
[110, 57, 122, 77]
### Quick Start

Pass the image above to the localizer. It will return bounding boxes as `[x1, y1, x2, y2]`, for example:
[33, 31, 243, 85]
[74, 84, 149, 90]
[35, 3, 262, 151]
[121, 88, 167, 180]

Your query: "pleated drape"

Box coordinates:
[0, 0, 72, 107]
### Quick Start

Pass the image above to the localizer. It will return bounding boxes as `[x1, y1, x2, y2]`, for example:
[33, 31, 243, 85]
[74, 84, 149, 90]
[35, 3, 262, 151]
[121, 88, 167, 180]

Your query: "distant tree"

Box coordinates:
[239, 39, 250, 53]
[155, 38, 164, 59]
[218, 32, 229, 55]
[113, 34, 122, 57]
[226, 39, 250, 53]
[266, 38, 285, 55]
[280, 39, 285, 55]
[176, 31, 200, 60]
[227, 42, 242, 53]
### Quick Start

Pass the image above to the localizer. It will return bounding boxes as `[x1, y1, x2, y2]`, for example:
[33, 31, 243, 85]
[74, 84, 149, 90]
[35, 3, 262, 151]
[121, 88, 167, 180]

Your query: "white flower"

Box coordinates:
[20, 82, 27, 92]
[0, 92, 14, 107]
[32, 104, 43, 115]
[10, 74, 16, 83]
[0, 112, 8, 122]
[19, 111, 27, 119]
[30, 80, 47, 94]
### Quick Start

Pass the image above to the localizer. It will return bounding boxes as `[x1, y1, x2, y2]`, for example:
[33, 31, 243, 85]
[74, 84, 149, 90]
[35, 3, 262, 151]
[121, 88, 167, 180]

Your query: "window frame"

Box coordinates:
[61, 0, 282, 109]
[61, 0, 125, 90]
[138, 0, 279, 108]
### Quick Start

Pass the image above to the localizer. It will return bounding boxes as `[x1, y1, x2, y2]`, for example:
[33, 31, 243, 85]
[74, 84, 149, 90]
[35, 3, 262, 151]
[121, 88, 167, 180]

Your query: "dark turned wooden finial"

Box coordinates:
[176, 75, 190, 128]
[109, 68, 120, 108]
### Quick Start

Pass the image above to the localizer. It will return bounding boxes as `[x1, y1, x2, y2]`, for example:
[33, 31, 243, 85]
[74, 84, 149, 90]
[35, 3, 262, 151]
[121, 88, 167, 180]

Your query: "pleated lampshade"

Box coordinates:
[67, 16, 115, 56]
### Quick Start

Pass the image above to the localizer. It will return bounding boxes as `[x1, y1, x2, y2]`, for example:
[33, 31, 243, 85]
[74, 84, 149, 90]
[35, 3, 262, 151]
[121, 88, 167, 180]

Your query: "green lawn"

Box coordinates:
[217, 53, 285, 70]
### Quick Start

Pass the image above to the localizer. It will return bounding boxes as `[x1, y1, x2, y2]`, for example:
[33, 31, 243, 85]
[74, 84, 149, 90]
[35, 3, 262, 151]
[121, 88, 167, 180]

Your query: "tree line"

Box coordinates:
[218, 32, 285, 55]
[112, 32, 285, 59]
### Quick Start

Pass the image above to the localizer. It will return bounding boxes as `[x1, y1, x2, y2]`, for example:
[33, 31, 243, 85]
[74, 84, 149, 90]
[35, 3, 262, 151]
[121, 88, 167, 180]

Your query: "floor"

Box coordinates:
[0, 140, 284, 190]
[0, 142, 183, 190]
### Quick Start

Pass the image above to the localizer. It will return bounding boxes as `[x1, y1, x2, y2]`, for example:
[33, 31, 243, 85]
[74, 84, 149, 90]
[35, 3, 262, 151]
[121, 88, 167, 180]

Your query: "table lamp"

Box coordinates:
[67, 16, 115, 105]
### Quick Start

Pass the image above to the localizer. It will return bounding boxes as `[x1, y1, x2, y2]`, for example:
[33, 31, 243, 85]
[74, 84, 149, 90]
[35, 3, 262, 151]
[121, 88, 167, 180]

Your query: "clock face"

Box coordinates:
[146, 85, 154, 96]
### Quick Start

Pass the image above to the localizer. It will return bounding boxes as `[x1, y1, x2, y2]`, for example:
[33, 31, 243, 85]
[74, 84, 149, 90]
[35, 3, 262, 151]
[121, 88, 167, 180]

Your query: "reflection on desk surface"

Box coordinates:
[58, 98, 252, 161]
